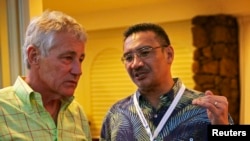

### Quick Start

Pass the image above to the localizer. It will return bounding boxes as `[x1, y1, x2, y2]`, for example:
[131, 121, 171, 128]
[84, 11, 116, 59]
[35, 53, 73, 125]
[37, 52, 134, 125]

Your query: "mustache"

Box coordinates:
[133, 67, 149, 76]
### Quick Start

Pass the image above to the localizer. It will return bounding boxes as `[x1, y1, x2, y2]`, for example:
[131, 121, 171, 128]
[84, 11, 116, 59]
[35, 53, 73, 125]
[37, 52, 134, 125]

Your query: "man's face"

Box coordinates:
[37, 32, 85, 98]
[123, 31, 172, 89]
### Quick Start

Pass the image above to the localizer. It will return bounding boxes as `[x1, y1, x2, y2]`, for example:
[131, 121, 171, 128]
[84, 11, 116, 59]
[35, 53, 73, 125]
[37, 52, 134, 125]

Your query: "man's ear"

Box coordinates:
[166, 46, 174, 64]
[27, 46, 40, 65]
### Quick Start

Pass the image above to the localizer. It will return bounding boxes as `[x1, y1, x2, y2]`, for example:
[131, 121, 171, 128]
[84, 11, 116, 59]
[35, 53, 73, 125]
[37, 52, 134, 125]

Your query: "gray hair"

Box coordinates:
[23, 10, 87, 69]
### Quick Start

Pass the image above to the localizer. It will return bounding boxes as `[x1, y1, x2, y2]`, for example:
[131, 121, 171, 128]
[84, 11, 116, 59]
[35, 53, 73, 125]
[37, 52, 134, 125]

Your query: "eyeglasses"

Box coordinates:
[121, 45, 168, 64]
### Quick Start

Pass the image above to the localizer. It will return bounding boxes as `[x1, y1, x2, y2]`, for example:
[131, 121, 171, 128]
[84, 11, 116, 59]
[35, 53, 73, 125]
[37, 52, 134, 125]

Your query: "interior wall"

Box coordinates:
[74, 27, 126, 116]
[73, 0, 250, 31]
[0, 0, 11, 87]
[239, 16, 250, 124]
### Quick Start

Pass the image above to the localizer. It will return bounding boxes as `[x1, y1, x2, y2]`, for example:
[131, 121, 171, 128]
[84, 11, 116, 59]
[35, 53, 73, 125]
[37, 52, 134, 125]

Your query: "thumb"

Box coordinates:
[205, 90, 214, 96]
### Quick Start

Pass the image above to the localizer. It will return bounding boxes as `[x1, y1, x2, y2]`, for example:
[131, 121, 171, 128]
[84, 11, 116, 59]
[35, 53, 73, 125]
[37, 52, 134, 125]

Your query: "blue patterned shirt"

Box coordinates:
[100, 78, 234, 141]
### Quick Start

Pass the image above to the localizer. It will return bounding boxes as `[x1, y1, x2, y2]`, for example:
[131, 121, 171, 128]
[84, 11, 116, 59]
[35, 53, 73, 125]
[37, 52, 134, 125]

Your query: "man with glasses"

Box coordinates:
[100, 23, 233, 141]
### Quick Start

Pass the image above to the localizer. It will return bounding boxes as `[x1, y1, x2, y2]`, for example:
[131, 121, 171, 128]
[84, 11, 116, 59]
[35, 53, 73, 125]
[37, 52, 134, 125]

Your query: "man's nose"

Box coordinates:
[71, 60, 82, 76]
[130, 53, 143, 67]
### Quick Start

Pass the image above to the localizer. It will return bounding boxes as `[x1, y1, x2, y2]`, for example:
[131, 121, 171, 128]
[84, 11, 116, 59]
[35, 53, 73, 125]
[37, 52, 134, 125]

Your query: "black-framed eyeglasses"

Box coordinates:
[121, 45, 168, 64]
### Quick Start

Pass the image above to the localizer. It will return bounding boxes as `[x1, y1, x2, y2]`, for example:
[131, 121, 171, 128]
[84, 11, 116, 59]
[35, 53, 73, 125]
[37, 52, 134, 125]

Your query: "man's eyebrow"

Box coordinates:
[135, 45, 151, 50]
[59, 51, 84, 57]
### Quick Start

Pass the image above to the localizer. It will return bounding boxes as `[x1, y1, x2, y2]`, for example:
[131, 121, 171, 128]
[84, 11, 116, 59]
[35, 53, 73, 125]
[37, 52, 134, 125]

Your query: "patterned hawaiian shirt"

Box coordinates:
[100, 78, 234, 141]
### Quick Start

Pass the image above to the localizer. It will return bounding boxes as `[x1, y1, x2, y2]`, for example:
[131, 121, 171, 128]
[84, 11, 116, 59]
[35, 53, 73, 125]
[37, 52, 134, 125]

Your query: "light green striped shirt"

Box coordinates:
[0, 76, 91, 141]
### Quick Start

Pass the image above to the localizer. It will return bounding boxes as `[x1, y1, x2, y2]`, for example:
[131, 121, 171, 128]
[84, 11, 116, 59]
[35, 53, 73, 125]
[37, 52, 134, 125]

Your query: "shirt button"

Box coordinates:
[154, 114, 158, 118]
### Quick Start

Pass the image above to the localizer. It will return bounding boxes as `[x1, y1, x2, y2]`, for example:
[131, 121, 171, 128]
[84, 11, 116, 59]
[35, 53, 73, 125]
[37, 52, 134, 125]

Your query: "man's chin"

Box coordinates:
[135, 81, 146, 88]
[62, 89, 75, 97]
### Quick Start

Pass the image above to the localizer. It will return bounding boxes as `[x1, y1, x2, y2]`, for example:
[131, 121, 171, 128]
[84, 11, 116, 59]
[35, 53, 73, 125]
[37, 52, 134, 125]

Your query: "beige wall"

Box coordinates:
[239, 16, 250, 124]
[0, 0, 10, 87]
[29, 0, 43, 18]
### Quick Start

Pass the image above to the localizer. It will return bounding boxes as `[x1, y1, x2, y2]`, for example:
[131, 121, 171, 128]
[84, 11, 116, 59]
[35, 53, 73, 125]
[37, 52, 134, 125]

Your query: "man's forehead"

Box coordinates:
[131, 33, 137, 40]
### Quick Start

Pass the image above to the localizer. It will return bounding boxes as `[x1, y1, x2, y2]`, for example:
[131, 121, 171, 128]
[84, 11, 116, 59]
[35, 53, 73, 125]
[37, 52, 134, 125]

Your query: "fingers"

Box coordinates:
[214, 101, 218, 107]
[192, 90, 230, 124]
[205, 90, 213, 96]
[192, 91, 228, 109]
[192, 95, 218, 110]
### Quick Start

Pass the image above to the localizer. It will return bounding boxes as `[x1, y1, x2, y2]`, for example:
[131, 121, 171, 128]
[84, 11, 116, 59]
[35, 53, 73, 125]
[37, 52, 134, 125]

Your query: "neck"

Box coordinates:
[139, 79, 175, 108]
[44, 99, 61, 123]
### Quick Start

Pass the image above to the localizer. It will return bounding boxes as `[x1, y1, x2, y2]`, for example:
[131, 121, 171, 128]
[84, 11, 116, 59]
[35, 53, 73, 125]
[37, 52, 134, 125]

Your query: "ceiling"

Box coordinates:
[42, 0, 168, 16]
[41, 0, 250, 30]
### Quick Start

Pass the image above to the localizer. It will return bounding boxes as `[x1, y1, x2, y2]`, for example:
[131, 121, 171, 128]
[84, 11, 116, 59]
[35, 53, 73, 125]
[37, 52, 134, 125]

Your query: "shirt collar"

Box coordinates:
[136, 77, 183, 108]
[13, 76, 74, 110]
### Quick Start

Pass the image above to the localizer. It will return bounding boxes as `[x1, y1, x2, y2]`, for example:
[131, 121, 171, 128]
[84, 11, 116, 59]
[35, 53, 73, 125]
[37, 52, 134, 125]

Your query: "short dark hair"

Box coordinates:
[123, 23, 171, 46]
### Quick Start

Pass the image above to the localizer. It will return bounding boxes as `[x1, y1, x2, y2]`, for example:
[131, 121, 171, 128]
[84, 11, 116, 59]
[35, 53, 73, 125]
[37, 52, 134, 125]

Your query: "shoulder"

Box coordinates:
[67, 99, 86, 112]
[177, 88, 207, 115]
[65, 99, 90, 120]
[183, 88, 205, 100]
[109, 95, 133, 111]
[0, 86, 16, 101]
[0, 86, 15, 95]
[103, 95, 134, 118]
